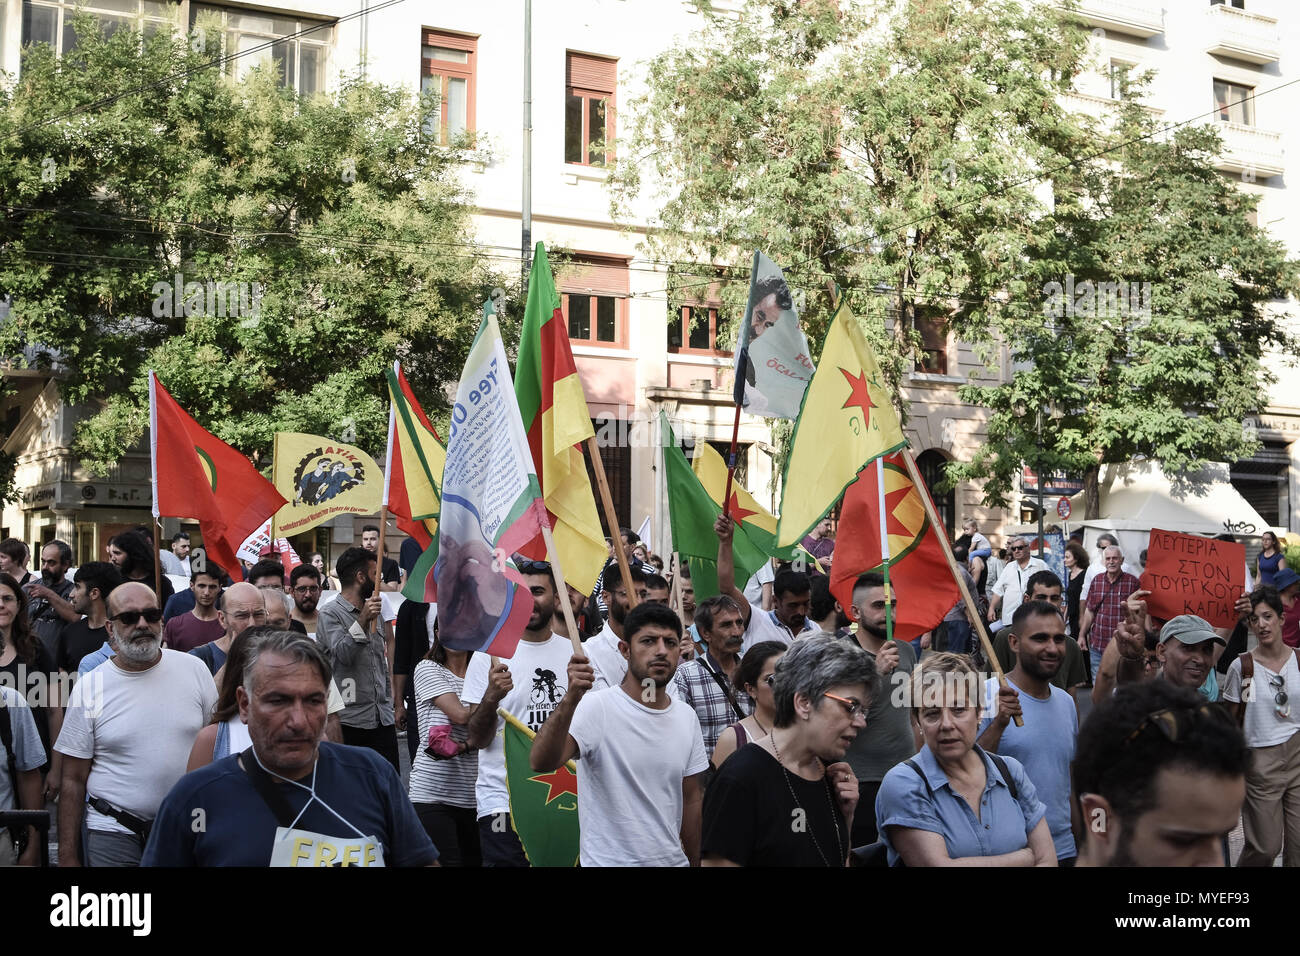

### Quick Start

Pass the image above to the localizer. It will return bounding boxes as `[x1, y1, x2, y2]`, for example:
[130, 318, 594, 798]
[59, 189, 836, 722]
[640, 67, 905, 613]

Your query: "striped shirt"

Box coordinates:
[407, 661, 477, 810]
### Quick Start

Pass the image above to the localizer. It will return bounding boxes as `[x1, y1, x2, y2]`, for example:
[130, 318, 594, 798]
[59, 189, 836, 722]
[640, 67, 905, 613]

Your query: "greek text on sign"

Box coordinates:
[1138, 528, 1245, 630]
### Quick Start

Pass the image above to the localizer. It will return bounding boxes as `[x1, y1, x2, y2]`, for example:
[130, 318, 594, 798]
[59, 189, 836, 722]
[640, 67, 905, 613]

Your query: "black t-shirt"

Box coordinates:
[57, 619, 109, 673]
[394, 601, 432, 703]
[0, 642, 59, 759]
[702, 743, 848, 867]
[381, 557, 401, 585]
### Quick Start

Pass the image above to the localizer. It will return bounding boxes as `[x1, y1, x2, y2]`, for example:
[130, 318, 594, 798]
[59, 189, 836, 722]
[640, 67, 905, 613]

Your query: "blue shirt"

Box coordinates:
[77, 641, 114, 676]
[141, 743, 437, 867]
[875, 743, 1046, 866]
[978, 677, 1078, 860]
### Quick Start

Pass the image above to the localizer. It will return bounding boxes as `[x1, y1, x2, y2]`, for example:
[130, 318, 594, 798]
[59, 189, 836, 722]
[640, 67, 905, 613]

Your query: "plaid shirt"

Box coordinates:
[1085, 571, 1140, 653]
[673, 652, 752, 758]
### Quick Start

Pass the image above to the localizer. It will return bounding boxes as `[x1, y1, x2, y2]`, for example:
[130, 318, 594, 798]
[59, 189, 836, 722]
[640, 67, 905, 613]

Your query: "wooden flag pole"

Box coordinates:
[585, 435, 638, 609]
[899, 447, 1022, 727]
[669, 551, 683, 616]
[539, 519, 584, 656]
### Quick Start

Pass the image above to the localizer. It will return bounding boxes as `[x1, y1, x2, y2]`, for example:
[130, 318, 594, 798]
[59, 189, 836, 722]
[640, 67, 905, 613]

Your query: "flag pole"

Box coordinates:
[876, 456, 893, 642]
[900, 447, 1021, 726]
[724, 251, 763, 522]
[721, 375, 743, 522]
[147, 371, 163, 599]
[376, 506, 389, 592]
[539, 518, 584, 656]
[585, 435, 638, 609]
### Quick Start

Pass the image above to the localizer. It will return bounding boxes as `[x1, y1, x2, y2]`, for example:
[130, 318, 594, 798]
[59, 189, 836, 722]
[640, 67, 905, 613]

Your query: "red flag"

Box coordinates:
[830, 452, 960, 644]
[150, 372, 287, 576]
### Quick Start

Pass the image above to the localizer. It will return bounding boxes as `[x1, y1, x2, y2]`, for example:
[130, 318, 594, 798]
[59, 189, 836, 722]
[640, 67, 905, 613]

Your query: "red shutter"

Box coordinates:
[559, 255, 629, 295]
[566, 52, 617, 94]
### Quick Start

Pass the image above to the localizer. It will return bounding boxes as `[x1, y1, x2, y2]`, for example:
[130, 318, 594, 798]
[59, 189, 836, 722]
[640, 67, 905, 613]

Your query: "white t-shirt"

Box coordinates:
[56, 649, 218, 832]
[1222, 652, 1300, 749]
[586, 624, 626, 692]
[462, 634, 574, 818]
[568, 686, 708, 867]
[743, 563, 775, 605]
[991, 558, 1049, 626]
[741, 601, 815, 653]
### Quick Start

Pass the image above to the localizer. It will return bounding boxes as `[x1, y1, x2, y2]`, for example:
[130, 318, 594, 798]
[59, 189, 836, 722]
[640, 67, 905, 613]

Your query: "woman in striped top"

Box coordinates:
[408, 635, 480, 866]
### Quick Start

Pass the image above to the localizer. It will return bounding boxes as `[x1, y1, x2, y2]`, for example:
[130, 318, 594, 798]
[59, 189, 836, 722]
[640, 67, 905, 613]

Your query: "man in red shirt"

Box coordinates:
[1079, 545, 1141, 678]
[1273, 569, 1300, 648]
[161, 565, 224, 653]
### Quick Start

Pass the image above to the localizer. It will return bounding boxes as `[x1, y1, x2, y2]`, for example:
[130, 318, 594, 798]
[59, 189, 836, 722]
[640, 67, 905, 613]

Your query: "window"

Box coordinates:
[1109, 60, 1134, 100]
[917, 450, 955, 539]
[190, 5, 330, 96]
[1214, 79, 1254, 126]
[560, 255, 628, 347]
[668, 305, 730, 355]
[421, 30, 476, 144]
[22, 0, 175, 54]
[914, 310, 949, 375]
[565, 52, 616, 166]
[1211, 1, 1246, 8]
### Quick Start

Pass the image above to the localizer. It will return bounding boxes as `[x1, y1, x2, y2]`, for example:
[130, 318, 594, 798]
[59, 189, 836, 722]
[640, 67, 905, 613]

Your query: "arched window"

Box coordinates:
[917, 450, 955, 540]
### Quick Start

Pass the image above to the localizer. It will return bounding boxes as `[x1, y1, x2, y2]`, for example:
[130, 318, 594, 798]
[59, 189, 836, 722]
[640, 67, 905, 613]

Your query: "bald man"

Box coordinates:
[55, 582, 217, 866]
[189, 581, 266, 677]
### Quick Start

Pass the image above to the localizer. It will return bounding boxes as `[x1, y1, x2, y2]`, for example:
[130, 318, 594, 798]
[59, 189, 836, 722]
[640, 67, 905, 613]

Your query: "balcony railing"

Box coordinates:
[1059, 90, 1165, 122]
[1213, 121, 1284, 179]
[1065, 0, 1163, 38]
[1206, 4, 1280, 66]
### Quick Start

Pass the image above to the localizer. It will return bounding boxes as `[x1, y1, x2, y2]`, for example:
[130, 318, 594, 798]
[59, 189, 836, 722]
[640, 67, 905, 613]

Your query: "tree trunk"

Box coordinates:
[1083, 463, 1101, 520]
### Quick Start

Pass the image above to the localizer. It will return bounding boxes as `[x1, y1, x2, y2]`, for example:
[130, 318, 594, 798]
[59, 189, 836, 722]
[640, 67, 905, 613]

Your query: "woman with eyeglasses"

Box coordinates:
[702, 635, 871, 867]
[875, 652, 1055, 867]
[1223, 586, 1300, 866]
[710, 641, 785, 769]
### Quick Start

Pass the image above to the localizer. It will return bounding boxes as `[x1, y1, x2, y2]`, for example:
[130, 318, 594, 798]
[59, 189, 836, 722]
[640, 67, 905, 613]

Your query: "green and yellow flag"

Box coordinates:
[271, 433, 382, 538]
[661, 413, 801, 600]
[776, 301, 906, 549]
[502, 710, 579, 867]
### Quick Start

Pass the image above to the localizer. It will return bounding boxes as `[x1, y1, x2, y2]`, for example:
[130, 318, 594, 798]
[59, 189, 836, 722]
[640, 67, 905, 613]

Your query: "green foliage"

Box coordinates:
[612, 0, 1297, 511]
[0, 15, 509, 476]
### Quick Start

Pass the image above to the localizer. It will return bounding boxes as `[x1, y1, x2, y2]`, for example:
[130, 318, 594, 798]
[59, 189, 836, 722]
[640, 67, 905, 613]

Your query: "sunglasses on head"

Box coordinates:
[516, 559, 551, 574]
[1123, 702, 1233, 747]
[110, 608, 162, 626]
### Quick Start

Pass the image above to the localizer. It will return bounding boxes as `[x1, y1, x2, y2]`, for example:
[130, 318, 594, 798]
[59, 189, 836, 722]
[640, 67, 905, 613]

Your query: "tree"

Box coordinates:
[609, 0, 1091, 404]
[946, 94, 1299, 516]
[0, 14, 508, 489]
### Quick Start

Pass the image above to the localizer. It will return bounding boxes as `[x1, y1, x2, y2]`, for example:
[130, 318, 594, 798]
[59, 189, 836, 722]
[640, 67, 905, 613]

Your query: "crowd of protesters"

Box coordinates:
[0, 517, 1282, 868]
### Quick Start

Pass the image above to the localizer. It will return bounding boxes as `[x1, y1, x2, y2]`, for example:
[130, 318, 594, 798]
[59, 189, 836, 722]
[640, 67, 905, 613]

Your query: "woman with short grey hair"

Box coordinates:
[702, 635, 873, 867]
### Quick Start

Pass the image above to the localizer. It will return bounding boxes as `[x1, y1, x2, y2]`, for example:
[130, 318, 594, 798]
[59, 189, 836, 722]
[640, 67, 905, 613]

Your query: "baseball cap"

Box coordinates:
[1158, 614, 1225, 647]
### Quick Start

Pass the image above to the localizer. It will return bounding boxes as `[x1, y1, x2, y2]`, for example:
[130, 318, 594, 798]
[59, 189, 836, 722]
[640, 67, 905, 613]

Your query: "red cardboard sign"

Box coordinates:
[1139, 528, 1245, 629]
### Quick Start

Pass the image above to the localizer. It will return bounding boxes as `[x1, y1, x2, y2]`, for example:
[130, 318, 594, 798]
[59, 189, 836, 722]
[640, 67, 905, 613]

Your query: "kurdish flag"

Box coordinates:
[661, 412, 788, 600]
[384, 362, 446, 602]
[776, 299, 907, 549]
[150, 372, 287, 576]
[431, 301, 550, 657]
[514, 242, 606, 595]
[830, 453, 960, 644]
[502, 710, 579, 867]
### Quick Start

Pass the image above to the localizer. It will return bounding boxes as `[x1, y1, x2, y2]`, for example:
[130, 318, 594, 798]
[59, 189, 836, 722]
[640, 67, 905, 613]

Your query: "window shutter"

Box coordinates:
[560, 255, 629, 295]
[424, 29, 476, 53]
[566, 52, 617, 94]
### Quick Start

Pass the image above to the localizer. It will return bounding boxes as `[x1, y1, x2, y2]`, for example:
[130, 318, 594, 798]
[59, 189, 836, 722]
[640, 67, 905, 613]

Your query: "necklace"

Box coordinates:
[752, 714, 771, 736]
[771, 732, 845, 867]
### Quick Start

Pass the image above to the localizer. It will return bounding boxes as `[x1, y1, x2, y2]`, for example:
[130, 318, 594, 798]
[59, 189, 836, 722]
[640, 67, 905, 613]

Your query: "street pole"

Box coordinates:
[1036, 412, 1045, 560]
[521, 0, 533, 278]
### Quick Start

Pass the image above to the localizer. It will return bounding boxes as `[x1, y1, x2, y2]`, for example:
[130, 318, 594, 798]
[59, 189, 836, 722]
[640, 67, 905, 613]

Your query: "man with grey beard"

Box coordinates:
[54, 582, 217, 866]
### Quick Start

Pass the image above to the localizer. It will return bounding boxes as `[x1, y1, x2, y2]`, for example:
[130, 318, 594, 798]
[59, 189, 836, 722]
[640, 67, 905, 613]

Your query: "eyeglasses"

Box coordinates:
[228, 609, 269, 623]
[1269, 674, 1290, 718]
[762, 674, 776, 687]
[823, 692, 866, 719]
[1123, 703, 1233, 746]
[1010, 545, 1027, 552]
[110, 608, 162, 626]
[516, 559, 551, 574]
[1143, 656, 1160, 670]
[293, 585, 321, 595]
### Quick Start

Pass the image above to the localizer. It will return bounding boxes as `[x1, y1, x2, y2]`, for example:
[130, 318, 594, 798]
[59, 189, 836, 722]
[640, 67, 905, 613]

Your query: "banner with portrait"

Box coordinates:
[271, 433, 382, 538]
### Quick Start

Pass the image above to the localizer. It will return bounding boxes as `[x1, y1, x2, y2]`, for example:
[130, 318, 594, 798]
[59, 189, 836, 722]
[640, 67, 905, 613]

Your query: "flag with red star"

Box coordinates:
[502, 710, 580, 867]
[829, 453, 960, 643]
[776, 300, 906, 549]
